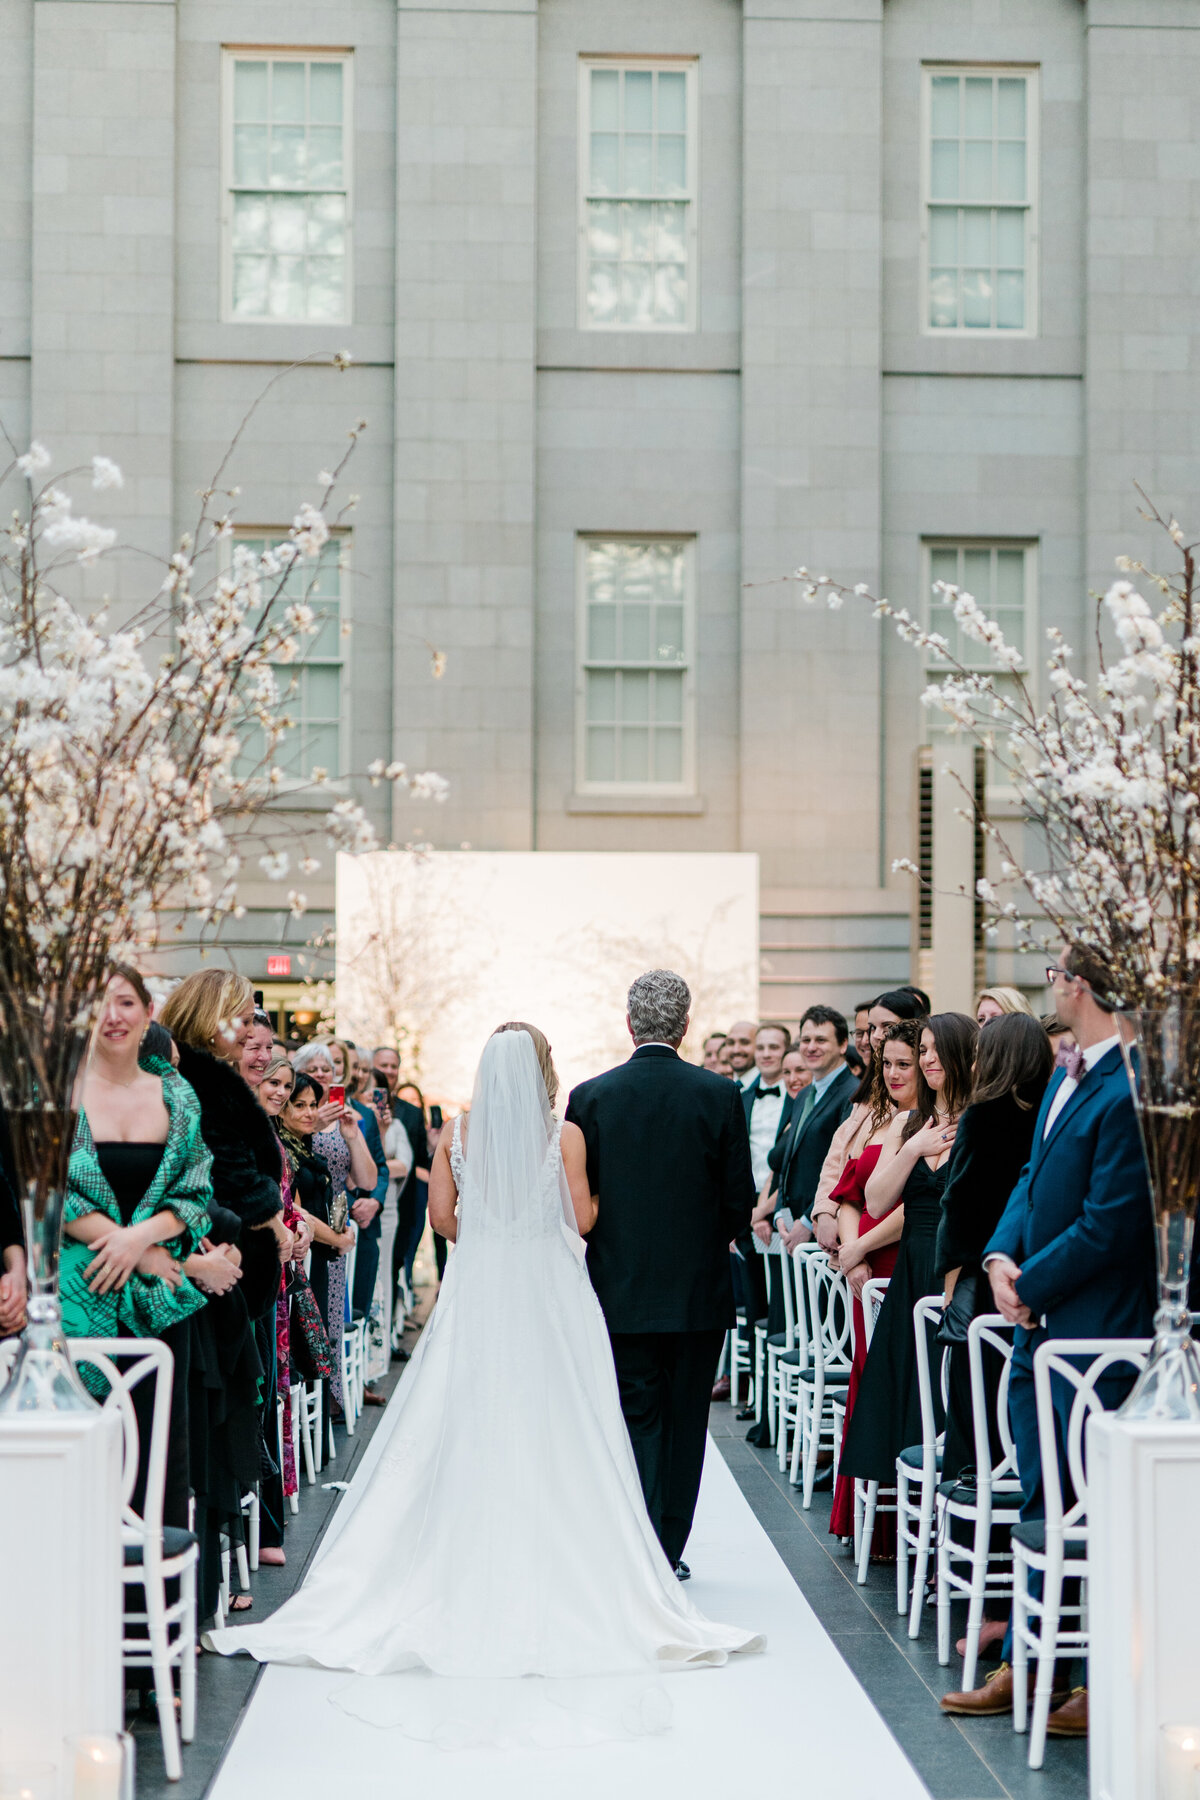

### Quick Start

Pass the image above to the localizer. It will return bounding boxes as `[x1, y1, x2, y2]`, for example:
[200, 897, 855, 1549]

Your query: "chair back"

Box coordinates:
[912, 1296, 949, 1479]
[789, 1240, 824, 1371]
[776, 1239, 797, 1345]
[71, 1337, 174, 1546]
[1032, 1337, 1152, 1541]
[803, 1251, 854, 1381]
[859, 1277, 890, 1355]
[965, 1313, 1020, 1497]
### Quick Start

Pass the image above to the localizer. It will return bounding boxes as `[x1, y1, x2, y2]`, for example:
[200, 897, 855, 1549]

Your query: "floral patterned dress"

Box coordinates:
[314, 1126, 350, 1409]
[275, 1156, 302, 1499]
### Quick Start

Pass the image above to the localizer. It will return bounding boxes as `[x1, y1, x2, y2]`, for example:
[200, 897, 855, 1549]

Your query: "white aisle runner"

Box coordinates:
[210, 1433, 930, 1800]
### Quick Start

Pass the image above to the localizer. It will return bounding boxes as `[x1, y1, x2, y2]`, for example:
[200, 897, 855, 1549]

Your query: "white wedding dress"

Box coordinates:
[208, 1030, 761, 1740]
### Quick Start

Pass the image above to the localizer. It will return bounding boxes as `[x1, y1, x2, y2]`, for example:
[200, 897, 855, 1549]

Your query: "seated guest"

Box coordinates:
[62, 965, 216, 1526]
[942, 943, 1155, 1734]
[838, 1012, 978, 1498]
[975, 985, 1036, 1027]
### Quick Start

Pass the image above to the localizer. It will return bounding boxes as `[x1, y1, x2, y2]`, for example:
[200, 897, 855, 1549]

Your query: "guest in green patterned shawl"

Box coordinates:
[62, 967, 227, 1524]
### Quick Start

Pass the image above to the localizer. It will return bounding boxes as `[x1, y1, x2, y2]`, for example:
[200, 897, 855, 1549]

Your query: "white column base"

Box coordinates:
[0, 1408, 124, 1796]
[1088, 1413, 1200, 1800]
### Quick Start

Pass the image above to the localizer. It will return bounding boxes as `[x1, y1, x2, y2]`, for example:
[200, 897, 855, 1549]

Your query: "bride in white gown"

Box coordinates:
[208, 1024, 761, 1712]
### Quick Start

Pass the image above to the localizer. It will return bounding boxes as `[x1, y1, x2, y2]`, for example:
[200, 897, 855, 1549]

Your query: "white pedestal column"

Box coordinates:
[1088, 1414, 1200, 1800]
[0, 1409, 124, 1796]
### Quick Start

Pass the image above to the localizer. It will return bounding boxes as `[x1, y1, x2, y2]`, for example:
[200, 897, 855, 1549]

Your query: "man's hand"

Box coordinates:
[781, 1220, 812, 1253]
[814, 1213, 839, 1254]
[752, 1218, 773, 1246]
[351, 1196, 381, 1230]
[988, 1257, 1035, 1328]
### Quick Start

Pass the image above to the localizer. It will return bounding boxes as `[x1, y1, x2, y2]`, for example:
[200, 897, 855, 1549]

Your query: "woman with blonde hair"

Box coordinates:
[974, 985, 1035, 1027]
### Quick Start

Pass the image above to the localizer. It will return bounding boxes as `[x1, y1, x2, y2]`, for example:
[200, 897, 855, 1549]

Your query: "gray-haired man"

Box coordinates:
[565, 970, 756, 1575]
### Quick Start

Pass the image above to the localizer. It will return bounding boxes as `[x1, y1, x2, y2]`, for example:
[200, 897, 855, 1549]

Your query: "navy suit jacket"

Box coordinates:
[984, 1043, 1155, 1343]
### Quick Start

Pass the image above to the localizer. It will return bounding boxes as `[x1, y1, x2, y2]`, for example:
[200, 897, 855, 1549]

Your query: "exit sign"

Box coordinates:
[266, 955, 291, 977]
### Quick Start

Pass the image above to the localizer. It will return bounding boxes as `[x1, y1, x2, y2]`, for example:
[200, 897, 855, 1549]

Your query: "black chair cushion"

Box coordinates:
[1011, 1520, 1087, 1561]
[898, 1444, 942, 1472]
[124, 1526, 198, 1566]
[798, 1369, 850, 1387]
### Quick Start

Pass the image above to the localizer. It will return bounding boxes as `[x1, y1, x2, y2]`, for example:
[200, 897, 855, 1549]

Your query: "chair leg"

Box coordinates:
[853, 1480, 863, 1564]
[908, 1481, 935, 1639]
[857, 1482, 878, 1585]
[1028, 1564, 1063, 1769]
[219, 1541, 231, 1616]
[248, 1488, 260, 1572]
[146, 1574, 183, 1782]
[789, 1387, 805, 1487]
[1012, 1560, 1030, 1734]
[896, 1470, 910, 1616]
[179, 1556, 197, 1744]
[960, 1512, 990, 1693]
[235, 1540, 250, 1594]
[936, 1508, 952, 1667]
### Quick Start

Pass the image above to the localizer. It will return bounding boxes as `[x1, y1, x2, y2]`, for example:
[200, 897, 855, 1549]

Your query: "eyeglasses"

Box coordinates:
[1046, 965, 1073, 985]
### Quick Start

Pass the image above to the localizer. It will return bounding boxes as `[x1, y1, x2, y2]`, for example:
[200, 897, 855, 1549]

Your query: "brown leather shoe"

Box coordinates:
[939, 1663, 1069, 1717]
[1045, 1687, 1088, 1737]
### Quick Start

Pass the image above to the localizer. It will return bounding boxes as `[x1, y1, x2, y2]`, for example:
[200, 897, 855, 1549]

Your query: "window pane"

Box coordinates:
[587, 727, 616, 783]
[930, 76, 959, 138]
[308, 602, 340, 658]
[587, 199, 620, 258]
[232, 193, 268, 252]
[623, 133, 652, 192]
[963, 77, 993, 138]
[655, 603, 685, 662]
[269, 254, 305, 319]
[232, 254, 269, 317]
[962, 140, 992, 201]
[620, 670, 651, 722]
[657, 71, 686, 132]
[656, 201, 687, 263]
[586, 669, 618, 723]
[269, 195, 307, 253]
[997, 77, 1025, 138]
[996, 269, 1024, 329]
[929, 140, 958, 201]
[587, 263, 620, 324]
[995, 208, 1024, 267]
[619, 728, 650, 782]
[961, 268, 992, 328]
[233, 124, 268, 187]
[308, 193, 346, 256]
[307, 126, 343, 187]
[996, 139, 1025, 203]
[928, 208, 957, 265]
[234, 60, 269, 122]
[963, 549, 992, 602]
[306, 257, 344, 320]
[620, 604, 651, 661]
[961, 209, 991, 266]
[271, 125, 306, 187]
[591, 69, 619, 130]
[995, 550, 1025, 611]
[654, 728, 683, 784]
[930, 548, 960, 592]
[654, 671, 684, 724]
[654, 265, 687, 326]
[624, 70, 652, 131]
[308, 62, 343, 125]
[656, 135, 686, 196]
[929, 269, 957, 329]
[306, 721, 340, 774]
[620, 262, 655, 326]
[590, 133, 619, 194]
[624, 200, 655, 263]
[587, 602, 617, 660]
[271, 61, 306, 123]
[305, 665, 341, 718]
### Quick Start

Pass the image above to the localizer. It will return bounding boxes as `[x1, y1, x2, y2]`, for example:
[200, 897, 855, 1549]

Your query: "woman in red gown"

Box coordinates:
[828, 1025, 921, 1543]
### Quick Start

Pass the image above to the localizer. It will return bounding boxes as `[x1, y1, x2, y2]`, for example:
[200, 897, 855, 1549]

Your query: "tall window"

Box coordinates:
[237, 533, 346, 781]
[925, 540, 1033, 670]
[223, 51, 352, 323]
[579, 60, 698, 331]
[923, 66, 1037, 334]
[578, 538, 693, 789]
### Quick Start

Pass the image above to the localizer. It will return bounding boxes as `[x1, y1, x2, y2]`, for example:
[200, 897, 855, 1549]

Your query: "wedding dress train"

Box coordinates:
[208, 1031, 761, 1716]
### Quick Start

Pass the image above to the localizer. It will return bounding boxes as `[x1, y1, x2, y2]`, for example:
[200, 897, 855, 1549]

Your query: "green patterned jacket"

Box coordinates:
[62, 1056, 214, 1371]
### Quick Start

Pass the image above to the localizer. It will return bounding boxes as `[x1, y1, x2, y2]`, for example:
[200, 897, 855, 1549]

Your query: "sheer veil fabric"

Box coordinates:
[206, 1029, 763, 1744]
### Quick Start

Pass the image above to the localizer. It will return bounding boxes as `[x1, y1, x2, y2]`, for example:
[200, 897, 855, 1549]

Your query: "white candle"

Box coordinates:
[1160, 1724, 1200, 1800]
[0, 1764, 55, 1800]
[70, 1738, 121, 1800]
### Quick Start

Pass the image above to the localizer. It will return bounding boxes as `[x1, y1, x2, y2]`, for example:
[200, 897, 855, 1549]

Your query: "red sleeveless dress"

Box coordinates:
[828, 1142, 900, 1543]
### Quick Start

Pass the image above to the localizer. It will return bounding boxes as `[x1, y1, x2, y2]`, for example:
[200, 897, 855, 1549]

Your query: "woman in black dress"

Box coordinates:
[838, 1011, 979, 1488]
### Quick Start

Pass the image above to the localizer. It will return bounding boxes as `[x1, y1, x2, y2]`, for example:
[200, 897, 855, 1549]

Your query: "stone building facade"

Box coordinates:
[2, 0, 1198, 1024]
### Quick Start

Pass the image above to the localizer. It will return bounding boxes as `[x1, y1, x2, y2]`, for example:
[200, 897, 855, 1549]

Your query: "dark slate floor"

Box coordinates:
[708, 1406, 1087, 1800]
[136, 1313, 1087, 1800]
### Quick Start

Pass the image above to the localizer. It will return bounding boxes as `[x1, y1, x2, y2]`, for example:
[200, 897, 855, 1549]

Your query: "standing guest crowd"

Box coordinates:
[698, 947, 1155, 1746]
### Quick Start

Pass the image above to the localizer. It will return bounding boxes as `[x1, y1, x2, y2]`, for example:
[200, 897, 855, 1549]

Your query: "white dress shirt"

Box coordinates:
[748, 1076, 786, 1189]
[1041, 1033, 1121, 1138]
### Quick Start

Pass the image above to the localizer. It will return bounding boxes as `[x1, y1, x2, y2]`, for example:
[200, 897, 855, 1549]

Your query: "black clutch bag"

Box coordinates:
[936, 1270, 980, 1345]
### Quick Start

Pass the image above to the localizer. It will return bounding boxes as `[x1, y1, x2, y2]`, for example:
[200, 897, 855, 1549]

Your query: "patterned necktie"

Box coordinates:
[1063, 1046, 1086, 1082]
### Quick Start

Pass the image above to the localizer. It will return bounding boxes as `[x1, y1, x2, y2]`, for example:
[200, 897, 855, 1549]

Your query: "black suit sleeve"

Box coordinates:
[719, 1082, 756, 1241]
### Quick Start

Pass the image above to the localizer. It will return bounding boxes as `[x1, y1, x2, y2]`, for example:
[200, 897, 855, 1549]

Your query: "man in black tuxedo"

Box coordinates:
[566, 969, 756, 1574]
[772, 1006, 857, 1246]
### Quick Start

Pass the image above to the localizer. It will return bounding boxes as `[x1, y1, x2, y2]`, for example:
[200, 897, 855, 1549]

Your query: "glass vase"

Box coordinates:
[1117, 1003, 1200, 1422]
[0, 1106, 94, 1414]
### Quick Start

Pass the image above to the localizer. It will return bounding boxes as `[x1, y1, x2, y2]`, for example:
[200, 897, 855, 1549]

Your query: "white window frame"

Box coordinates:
[577, 56, 700, 334]
[231, 527, 351, 792]
[922, 538, 1038, 678]
[220, 47, 355, 327]
[574, 534, 697, 796]
[919, 63, 1039, 339]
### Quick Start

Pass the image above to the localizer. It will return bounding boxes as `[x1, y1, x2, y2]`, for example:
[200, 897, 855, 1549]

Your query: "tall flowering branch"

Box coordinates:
[784, 502, 1199, 1008]
[0, 359, 446, 1199]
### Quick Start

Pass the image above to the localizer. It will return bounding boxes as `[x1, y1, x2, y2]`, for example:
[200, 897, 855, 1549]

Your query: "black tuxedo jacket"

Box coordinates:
[566, 1046, 756, 1334]
[772, 1063, 857, 1218]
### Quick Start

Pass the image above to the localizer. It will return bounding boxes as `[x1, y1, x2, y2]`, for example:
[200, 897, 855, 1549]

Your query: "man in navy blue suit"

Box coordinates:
[941, 941, 1155, 1734]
